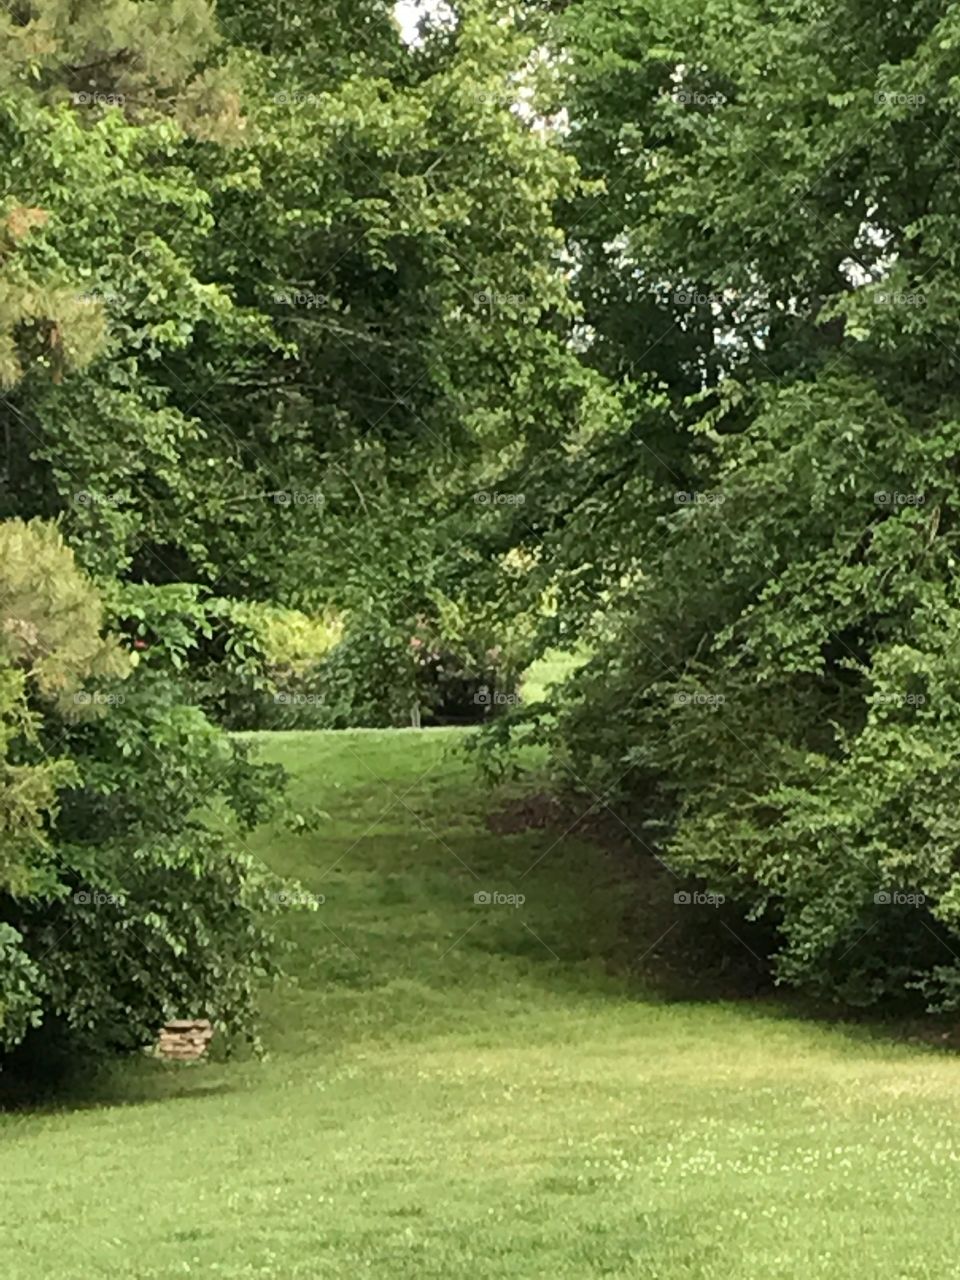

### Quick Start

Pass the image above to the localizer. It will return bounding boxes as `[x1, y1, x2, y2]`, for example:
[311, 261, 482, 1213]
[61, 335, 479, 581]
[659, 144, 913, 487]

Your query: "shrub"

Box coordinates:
[193, 601, 342, 731]
[0, 521, 287, 1060]
[110, 586, 342, 731]
[299, 608, 527, 730]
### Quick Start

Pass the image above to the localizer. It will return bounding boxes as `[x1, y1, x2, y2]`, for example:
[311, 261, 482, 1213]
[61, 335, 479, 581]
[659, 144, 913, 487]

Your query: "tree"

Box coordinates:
[0, 520, 287, 1059]
[497, 0, 960, 1009]
[1, 0, 598, 623]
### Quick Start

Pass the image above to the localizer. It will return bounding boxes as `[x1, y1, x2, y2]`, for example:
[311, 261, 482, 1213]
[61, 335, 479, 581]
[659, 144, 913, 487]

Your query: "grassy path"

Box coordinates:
[3, 730, 960, 1278]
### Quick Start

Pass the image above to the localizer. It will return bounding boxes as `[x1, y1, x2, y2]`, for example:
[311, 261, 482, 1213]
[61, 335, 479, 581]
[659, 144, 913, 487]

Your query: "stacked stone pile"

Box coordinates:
[156, 1019, 214, 1062]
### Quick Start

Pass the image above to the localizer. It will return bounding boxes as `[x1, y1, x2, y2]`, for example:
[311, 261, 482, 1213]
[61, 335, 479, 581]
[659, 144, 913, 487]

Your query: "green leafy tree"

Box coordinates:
[0, 0, 599, 624]
[0, 520, 286, 1058]
[518, 0, 960, 1009]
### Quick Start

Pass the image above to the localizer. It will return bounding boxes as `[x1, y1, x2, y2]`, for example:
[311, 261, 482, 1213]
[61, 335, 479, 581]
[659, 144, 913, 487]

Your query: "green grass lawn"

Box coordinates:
[4, 729, 960, 1278]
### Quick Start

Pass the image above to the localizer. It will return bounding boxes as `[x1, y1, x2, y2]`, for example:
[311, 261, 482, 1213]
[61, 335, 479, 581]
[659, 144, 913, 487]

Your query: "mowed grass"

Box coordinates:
[4, 729, 960, 1278]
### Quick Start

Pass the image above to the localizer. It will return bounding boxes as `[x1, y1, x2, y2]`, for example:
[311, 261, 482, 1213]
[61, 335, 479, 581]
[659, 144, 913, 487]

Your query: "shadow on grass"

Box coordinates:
[0, 1060, 242, 1115]
[0, 1021, 247, 1115]
[486, 788, 960, 1061]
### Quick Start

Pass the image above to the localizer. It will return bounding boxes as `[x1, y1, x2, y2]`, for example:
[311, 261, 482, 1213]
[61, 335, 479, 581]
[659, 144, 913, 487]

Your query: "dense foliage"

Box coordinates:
[0, 0, 593, 608]
[490, 0, 960, 1010]
[0, 522, 286, 1058]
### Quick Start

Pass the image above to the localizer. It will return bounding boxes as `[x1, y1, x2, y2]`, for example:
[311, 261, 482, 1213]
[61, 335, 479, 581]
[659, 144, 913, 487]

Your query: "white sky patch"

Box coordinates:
[393, 3, 564, 134]
[395, 1, 421, 43]
[395, 1, 454, 46]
